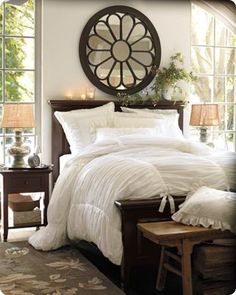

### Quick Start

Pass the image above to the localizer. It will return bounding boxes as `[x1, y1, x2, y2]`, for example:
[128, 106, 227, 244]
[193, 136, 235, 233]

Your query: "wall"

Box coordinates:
[41, 0, 191, 163]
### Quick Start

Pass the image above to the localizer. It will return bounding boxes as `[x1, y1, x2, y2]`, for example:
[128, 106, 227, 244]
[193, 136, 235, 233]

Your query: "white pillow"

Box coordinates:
[96, 127, 157, 141]
[121, 106, 178, 116]
[115, 112, 183, 138]
[121, 107, 183, 138]
[54, 102, 114, 153]
[114, 112, 164, 128]
[172, 186, 236, 234]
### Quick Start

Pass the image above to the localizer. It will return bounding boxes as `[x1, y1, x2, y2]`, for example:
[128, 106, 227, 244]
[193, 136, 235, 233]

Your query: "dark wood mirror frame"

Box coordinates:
[79, 5, 161, 96]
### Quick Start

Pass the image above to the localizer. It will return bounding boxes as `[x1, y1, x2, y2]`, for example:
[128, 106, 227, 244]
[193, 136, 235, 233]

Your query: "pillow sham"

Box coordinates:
[54, 102, 114, 153]
[114, 112, 183, 138]
[121, 107, 183, 138]
[172, 186, 236, 234]
[113, 112, 164, 128]
[96, 127, 158, 141]
[121, 106, 178, 116]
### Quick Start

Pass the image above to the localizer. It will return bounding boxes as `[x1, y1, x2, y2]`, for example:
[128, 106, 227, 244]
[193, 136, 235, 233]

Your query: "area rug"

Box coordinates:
[0, 241, 125, 295]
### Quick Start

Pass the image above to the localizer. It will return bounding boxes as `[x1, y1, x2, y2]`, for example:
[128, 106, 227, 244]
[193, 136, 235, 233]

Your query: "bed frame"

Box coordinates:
[49, 99, 186, 290]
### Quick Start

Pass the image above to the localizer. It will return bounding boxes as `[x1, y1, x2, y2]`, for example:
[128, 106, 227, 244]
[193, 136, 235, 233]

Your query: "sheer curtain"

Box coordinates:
[192, 0, 236, 33]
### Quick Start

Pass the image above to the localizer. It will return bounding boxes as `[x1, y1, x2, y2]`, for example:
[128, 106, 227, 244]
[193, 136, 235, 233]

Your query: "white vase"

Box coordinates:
[161, 84, 174, 100]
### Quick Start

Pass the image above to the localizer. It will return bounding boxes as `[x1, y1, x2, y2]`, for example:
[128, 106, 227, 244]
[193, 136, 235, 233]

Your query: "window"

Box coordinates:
[191, 3, 236, 151]
[0, 0, 39, 165]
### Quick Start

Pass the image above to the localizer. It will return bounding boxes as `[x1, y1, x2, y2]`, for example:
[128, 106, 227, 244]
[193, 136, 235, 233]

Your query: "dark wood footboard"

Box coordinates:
[115, 196, 186, 290]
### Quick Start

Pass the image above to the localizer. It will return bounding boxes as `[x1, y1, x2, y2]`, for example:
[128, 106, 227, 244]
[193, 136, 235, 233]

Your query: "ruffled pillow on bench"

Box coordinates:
[172, 186, 236, 234]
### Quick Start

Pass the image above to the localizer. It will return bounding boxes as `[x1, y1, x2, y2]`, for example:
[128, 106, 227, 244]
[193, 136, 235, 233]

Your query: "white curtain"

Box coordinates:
[192, 0, 236, 34]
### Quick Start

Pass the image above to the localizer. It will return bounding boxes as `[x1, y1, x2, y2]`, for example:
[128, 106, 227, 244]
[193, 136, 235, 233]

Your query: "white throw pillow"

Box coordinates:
[55, 102, 114, 153]
[96, 127, 158, 141]
[172, 186, 236, 234]
[114, 112, 164, 128]
[115, 112, 183, 138]
[120, 107, 183, 138]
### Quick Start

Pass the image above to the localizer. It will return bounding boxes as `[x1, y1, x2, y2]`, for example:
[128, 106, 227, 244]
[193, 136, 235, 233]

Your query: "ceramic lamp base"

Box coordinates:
[200, 127, 208, 143]
[8, 129, 30, 168]
[9, 155, 27, 168]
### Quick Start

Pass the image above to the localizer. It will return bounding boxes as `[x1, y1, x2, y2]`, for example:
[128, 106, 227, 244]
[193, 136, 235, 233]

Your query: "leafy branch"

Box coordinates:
[152, 52, 196, 97]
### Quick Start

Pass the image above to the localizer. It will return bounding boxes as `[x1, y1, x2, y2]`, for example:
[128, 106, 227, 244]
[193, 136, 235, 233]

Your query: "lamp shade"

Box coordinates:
[190, 104, 220, 127]
[1, 104, 35, 128]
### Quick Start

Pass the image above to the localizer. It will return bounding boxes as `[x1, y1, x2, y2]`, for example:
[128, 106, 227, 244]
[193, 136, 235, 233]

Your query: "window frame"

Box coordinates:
[0, 0, 41, 165]
[191, 3, 236, 151]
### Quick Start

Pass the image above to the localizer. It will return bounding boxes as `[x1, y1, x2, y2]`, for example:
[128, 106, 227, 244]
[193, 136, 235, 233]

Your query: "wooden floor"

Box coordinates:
[1, 227, 182, 295]
[2, 227, 35, 242]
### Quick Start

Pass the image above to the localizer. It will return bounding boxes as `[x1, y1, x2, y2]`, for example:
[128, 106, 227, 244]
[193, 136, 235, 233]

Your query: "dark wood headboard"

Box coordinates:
[48, 99, 185, 184]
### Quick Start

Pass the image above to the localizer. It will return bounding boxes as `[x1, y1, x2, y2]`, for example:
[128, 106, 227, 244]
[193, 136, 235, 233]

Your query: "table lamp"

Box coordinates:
[1, 103, 35, 168]
[189, 104, 220, 143]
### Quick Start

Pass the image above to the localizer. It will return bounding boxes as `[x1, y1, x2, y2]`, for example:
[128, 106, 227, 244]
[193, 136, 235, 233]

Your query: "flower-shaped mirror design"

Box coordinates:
[79, 5, 161, 96]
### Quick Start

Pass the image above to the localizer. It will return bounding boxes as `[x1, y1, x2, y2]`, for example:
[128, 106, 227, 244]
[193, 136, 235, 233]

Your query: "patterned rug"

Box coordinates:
[0, 241, 125, 295]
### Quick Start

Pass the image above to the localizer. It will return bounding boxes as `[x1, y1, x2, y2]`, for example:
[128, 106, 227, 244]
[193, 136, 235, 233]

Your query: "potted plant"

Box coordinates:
[152, 52, 195, 101]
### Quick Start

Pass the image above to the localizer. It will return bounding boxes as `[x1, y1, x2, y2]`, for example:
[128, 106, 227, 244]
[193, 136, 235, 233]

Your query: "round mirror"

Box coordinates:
[79, 5, 161, 96]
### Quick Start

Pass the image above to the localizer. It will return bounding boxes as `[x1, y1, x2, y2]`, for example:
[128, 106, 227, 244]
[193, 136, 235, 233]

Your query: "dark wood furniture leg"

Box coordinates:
[43, 176, 50, 225]
[2, 189, 9, 241]
[156, 246, 168, 291]
[181, 240, 193, 295]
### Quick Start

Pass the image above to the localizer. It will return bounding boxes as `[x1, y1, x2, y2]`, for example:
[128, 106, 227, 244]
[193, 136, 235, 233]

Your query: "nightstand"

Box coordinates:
[0, 167, 52, 241]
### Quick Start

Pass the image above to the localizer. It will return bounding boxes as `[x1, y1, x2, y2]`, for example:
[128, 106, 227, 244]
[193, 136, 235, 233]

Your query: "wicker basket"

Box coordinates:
[8, 194, 40, 212]
[9, 208, 42, 226]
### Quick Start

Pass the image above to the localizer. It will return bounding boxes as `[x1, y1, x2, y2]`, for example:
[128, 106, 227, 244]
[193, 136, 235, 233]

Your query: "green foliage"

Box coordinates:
[117, 53, 193, 106]
[117, 91, 161, 106]
[117, 92, 147, 106]
[152, 52, 195, 97]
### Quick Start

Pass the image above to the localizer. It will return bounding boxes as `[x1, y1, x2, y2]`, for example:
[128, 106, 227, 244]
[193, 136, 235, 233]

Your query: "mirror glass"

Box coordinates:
[112, 41, 130, 62]
[79, 6, 161, 96]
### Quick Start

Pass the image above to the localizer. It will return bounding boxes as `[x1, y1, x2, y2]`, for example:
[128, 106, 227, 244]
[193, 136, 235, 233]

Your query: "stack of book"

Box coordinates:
[193, 240, 236, 295]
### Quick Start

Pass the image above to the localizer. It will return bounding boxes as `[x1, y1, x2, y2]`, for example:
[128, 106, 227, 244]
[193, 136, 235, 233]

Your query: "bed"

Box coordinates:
[49, 99, 187, 288]
[29, 99, 235, 290]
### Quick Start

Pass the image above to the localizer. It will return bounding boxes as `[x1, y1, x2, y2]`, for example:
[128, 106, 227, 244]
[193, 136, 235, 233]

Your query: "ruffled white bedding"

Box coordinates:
[29, 137, 236, 265]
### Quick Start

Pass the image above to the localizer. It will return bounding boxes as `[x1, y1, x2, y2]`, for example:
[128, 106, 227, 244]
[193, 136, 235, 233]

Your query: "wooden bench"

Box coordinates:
[137, 221, 235, 295]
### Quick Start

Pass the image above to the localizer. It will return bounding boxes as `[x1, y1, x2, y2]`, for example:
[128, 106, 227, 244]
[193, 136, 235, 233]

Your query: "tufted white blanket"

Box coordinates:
[29, 137, 236, 265]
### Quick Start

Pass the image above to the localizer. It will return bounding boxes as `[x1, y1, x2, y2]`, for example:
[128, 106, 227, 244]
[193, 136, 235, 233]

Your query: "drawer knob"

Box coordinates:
[24, 180, 29, 185]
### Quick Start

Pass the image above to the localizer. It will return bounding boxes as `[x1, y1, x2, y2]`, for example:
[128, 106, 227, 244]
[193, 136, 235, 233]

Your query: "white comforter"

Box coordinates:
[29, 137, 236, 265]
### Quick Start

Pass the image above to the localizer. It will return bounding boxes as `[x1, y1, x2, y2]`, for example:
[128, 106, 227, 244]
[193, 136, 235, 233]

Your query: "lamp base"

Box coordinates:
[200, 127, 208, 143]
[199, 127, 215, 148]
[10, 155, 28, 168]
[8, 129, 30, 168]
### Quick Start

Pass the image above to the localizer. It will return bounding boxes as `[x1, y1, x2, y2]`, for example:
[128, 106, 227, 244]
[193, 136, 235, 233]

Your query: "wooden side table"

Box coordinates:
[138, 221, 235, 295]
[0, 167, 52, 241]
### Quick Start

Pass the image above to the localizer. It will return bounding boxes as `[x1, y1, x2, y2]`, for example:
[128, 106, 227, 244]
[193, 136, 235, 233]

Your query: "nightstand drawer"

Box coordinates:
[10, 175, 43, 191]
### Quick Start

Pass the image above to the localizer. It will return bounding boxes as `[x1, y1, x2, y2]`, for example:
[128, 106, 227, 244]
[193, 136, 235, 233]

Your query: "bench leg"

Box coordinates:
[181, 240, 193, 295]
[156, 246, 168, 291]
